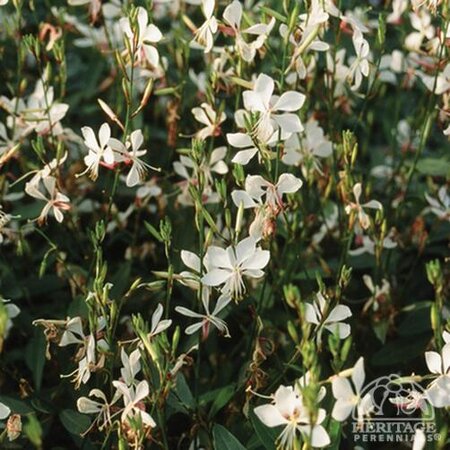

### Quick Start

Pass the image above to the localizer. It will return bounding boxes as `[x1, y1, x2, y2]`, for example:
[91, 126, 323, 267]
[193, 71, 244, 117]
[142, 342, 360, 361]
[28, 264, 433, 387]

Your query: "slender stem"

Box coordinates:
[400, 18, 449, 206]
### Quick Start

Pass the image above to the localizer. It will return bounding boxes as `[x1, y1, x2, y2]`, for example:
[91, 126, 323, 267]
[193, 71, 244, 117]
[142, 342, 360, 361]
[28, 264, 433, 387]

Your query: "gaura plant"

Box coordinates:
[0, 0, 449, 449]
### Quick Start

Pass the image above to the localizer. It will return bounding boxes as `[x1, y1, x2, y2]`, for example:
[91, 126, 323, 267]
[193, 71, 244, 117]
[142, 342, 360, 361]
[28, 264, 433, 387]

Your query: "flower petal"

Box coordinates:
[98, 123, 111, 148]
[254, 404, 287, 428]
[232, 148, 258, 165]
[242, 249, 270, 270]
[332, 398, 354, 422]
[276, 173, 302, 195]
[273, 91, 305, 112]
[352, 357, 365, 393]
[227, 132, 253, 148]
[425, 351, 442, 374]
[202, 269, 231, 286]
[223, 0, 241, 29]
[327, 305, 352, 323]
[181, 250, 201, 272]
[185, 322, 204, 335]
[273, 113, 303, 134]
[232, 190, 257, 208]
[332, 376, 353, 400]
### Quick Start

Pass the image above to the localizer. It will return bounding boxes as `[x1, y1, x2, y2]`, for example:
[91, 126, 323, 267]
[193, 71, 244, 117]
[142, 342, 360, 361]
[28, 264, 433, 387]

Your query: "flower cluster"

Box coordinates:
[0, 0, 449, 449]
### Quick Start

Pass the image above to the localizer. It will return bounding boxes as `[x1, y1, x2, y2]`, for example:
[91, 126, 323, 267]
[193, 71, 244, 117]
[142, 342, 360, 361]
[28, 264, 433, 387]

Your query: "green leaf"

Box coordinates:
[326, 418, 342, 450]
[371, 333, 431, 366]
[373, 320, 389, 344]
[416, 157, 450, 176]
[25, 329, 47, 391]
[397, 303, 431, 337]
[24, 414, 43, 448]
[144, 221, 163, 242]
[173, 373, 195, 409]
[0, 396, 34, 414]
[111, 261, 132, 297]
[59, 409, 91, 435]
[249, 409, 277, 450]
[208, 384, 236, 418]
[259, 6, 287, 23]
[213, 424, 246, 450]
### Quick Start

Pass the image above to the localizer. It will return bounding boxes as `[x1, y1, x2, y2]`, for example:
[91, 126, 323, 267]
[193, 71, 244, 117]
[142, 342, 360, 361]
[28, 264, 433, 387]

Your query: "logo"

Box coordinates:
[352, 373, 439, 445]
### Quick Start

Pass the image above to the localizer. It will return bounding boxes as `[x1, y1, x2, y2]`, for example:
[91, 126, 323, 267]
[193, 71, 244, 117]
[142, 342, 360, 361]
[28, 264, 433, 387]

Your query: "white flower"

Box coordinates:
[282, 119, 332, 174]
[349, 232, 397, 256]
[0, 0, 9, 6]
[113, 379, 156, 428]
[23, 79, 69, 135]
[396, 119, 419, 150]
[79, 123, 115, 181]
[348, 30, 370, 91]
[120, 6, 162, 67]
[243, 73, 305, 142]
[0, 402, 10, 420]
[227, 131, 261, 165]
[77, 388, 119, 431]
[25, 176, 70, 224]
[362, 275, 390, 313]
[192, 103, 226, 140]
[412, 428, 426, 450]
[136, 178, 162, 201]
[193, 0, 217, 53]
[305, 292, 352, 340]
[175, 289, 231, 337]
[1, 80, 68, 138]
[60, 316, 108, 388]
[232, 174, 302, 211]
[341, 8, 370, 34]
[201, 236, 270, 299]
[332, 357, 373, 423]
[424, 186, 450, 221]
[1, 298, 20, 339]
[148, 303, 172, 338]
[282, 0, 330, 80]
[326, 48, 349, 98]
[418, 63, 450, 95]
[60, 8, 123, 49]
[59, 315, 108, 347]
[425, 341, 450, 407]
[378, 50, 405, 84]
[73, 334, 98, 388]
[405, 10, 434, 51]
[178, 250, 204, 290]
[444, 331, 450, 344]
[174, 146, 228, 186]
[27, 153, 68, 186]
[173, 146, 227, 205]
[387, 0, 408, 24]
[222, 0, 275, 62]
[120, 348, 141, 386]
[254, 384, 330, 449]
[103, 1, 124, 20]
[59, 316, 85, 346]
[110, 129, 150, 187]
[345, 183, 382, 230]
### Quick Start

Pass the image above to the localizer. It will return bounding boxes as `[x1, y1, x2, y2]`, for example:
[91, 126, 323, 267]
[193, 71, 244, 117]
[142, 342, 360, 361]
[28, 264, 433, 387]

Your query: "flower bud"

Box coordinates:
[7, 414, 21, 441]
